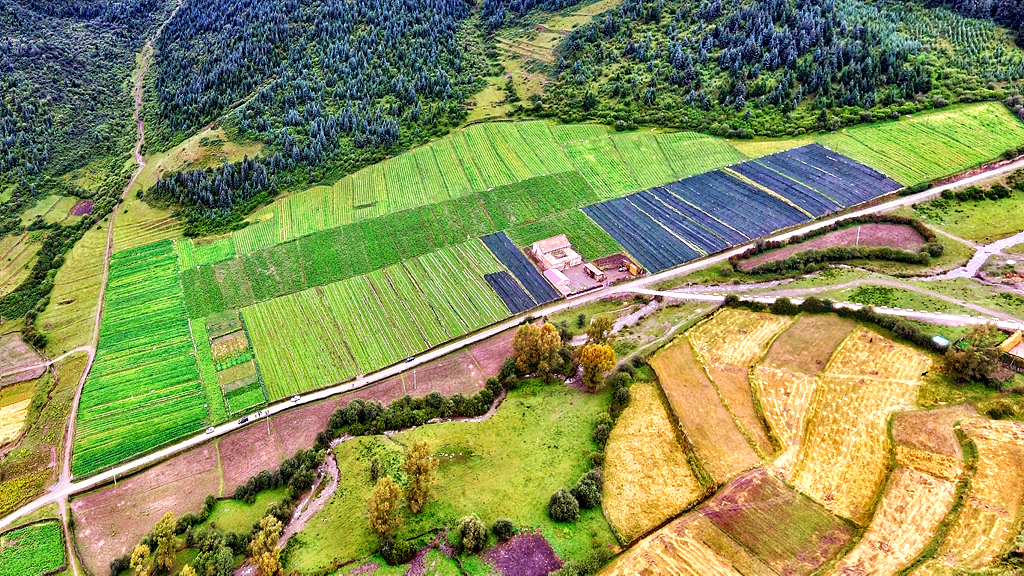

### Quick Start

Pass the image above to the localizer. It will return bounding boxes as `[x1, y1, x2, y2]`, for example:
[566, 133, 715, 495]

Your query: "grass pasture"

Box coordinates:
[72, 240, 207, 477]
[916, 418, 1024, 573]
[791, 328, 930, 524]
[649, 337, 761, 482]
[603, 383, 705, 542]
[0, 519, 66, 576]
[36, 225, 107, 356]
[286, 380, 615, 573]
[828, 467, 956, 576]
[0, 233, 40, 299]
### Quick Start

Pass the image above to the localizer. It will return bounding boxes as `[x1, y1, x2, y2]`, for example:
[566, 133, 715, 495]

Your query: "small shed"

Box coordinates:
[1000, 330, 1024, 359]
[543, 268, 571, 295]
[932, 335, 950, 348]
[583, 262, 606, 282]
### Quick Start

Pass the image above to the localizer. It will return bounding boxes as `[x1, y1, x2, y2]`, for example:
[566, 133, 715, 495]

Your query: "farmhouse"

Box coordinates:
[531, 234, 582, 271]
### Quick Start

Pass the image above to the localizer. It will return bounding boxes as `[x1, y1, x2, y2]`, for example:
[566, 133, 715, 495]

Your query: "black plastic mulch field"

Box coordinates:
[582, 199, 700, 273]
[753, 144, 901, 206]
[481, 232, 561, 304]
[484, 271, 536, 314]
[730, 161, 840, 217]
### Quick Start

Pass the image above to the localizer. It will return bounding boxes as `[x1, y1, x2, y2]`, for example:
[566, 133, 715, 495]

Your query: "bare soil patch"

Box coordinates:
[71, 444, 221, 575]
[737, 224, 926, 271]
[70, 200, 94, 216]
[0, 333, 44, 386]
[482, 532, 564, 576]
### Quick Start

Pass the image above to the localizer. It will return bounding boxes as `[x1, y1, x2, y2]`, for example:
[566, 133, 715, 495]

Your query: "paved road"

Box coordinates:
[5, 141, 1024, 530]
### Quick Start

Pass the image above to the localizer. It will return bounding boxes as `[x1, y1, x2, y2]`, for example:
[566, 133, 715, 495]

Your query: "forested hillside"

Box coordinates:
[147, 0, 492, 232]
[0, 0, 174, 333]
[542, 0, 1024, 135]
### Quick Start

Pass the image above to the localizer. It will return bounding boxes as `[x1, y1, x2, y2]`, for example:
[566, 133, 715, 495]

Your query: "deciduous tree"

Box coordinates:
[130, 544, 150, 576]
[402, 441, 439, 514]
[249, 515, 284, 576]
[153, 512, 177, 573]
[368, 476, 404, 537]
[580, 344, 616, 391]
[585, 316, 615, 345]
[513, 322, 562, 377]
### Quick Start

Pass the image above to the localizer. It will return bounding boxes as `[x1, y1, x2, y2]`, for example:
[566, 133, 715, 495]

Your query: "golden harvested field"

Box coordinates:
[827, 467, 957, 576]
[753, 367, 816, 477]
[0, 398, 30, 444]
[823, 328, 931, 382]
[688, 308, 794, 367]
[599, 514, 746, 576]
[791, 329, 929, 524]
[211, 330, 250, 360]
[916, 419, 1024, 573]
[892, 405, 976, 460]
[650, 338, 761, 482]
[604, 383, 705, 542]
[687, 309, 791, 462]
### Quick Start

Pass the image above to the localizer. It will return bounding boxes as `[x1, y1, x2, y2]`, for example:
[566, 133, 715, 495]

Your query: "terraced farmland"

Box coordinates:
[72, 239, 207, 477]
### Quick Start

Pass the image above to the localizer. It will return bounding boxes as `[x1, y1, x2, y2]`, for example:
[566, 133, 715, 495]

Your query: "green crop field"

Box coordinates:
[0, 520, 66, 576]
[242, 241, 510, 398]
[191, 320, 227, 423]
[506, 210, 622, 260]
[818, 103, 1024, 185]
[73, 240, 207, 477]
[224, 380, 267, 417]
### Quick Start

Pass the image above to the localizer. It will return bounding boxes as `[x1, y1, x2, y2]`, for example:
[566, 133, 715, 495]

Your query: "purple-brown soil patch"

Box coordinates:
[482, 533, 564, 576]
[738, 224, 926, 271]
[70, 200, 94, 216]
[700, 468, 852, 576]
[72, 444, 221, 575]
[0, 333, 45, 386]
[349, 562, 378, 575]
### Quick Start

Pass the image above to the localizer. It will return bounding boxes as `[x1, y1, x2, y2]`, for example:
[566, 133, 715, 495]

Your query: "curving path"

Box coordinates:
[0, 345, 92, 380]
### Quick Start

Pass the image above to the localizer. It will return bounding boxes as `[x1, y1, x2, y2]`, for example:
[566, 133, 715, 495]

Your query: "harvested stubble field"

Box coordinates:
[914, 418, 1024, 575]
[650, 337, 761, 482]
[892, 405, 976, 481]
[737, 223, 927, 271]
[603, 383, 704, 542]
[791, 328, 930, 525]
[0, 332, 44, 386]
[753, 315, 857, 473]
[603, 469, 852, 576]
[688, 309, 793, 459]
[826, 466, 957, 576]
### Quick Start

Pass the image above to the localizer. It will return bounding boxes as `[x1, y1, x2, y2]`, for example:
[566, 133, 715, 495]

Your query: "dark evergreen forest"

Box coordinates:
[147, 0, 492, 233]
[541, 0, 1024, 135]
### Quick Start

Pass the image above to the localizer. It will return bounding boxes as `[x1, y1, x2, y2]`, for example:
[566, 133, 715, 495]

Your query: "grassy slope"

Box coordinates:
[286, 380, 615, 573]
[895, 193, 1024, 244]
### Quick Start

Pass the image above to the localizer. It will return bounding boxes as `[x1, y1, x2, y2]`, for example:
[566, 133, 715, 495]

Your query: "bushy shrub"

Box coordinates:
[548, 488, 580, 522]
[553, 547, 615, 576]
[109, 555, 130, 576]
[593, 413, 613, 448]
[457, 514, 488, 553]
[379, 535, 416, 566]
[571, 469, 603, 509]
[492, 518, 515, 541]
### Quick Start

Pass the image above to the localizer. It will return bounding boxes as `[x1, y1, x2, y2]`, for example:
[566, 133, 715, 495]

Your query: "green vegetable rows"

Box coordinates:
[72, 240, 207, 477]
[0, 520, 65, 576]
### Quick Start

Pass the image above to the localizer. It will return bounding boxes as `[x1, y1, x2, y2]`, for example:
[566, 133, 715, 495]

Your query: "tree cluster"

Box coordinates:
[232, 447, 324, 504]
[547, 468, 603, 522]
[943, 324, 1006, 387]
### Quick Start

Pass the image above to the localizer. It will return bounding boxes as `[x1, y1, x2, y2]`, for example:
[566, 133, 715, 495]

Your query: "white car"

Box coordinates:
[291, 395, 301, 403]
[205, 426, 215, 435]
